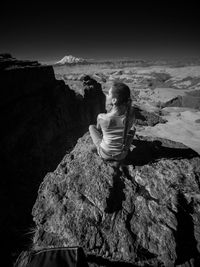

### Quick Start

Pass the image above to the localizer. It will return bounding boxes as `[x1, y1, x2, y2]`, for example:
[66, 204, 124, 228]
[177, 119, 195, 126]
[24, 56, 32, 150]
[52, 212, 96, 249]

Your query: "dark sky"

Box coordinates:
[0, 2, 200, 62]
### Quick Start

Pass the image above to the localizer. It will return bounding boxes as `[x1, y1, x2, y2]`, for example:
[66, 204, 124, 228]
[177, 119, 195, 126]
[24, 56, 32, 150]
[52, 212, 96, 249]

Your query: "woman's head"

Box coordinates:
[107, 81, 131, 106]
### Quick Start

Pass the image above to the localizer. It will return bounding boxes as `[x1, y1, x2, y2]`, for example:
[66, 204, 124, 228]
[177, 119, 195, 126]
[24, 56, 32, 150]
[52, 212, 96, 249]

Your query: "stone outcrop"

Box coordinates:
[133, 106, 167, 126]
[162, 92, 200, 110]
[31, 132, 200, 267]
[0, 56, 105, 265]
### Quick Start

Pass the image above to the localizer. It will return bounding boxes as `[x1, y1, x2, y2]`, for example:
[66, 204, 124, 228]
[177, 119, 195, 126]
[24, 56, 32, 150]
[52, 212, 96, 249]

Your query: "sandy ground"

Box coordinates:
[127, 66, 200, 154]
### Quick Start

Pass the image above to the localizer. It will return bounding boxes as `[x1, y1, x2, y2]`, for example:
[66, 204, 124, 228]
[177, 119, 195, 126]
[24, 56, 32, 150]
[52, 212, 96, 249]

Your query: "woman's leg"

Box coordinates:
[89, 125, 102, 148]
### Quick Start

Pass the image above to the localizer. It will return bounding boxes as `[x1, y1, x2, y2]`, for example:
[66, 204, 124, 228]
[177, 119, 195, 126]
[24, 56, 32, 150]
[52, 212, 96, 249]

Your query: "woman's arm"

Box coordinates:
[96, 114, 102, 131]
[96, 120, 101, 130]
[129, 106, 136, 124]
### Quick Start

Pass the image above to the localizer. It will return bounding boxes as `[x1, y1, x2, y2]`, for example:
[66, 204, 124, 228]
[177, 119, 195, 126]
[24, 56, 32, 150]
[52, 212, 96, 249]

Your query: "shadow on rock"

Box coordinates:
[124, 138, 199, 167]
[105, 167, 125, 213]
[175, 191, 200, 266]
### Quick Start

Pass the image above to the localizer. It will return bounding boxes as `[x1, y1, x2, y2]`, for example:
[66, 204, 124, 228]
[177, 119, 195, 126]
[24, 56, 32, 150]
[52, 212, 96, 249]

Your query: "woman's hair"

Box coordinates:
[111, 81, 131, 106]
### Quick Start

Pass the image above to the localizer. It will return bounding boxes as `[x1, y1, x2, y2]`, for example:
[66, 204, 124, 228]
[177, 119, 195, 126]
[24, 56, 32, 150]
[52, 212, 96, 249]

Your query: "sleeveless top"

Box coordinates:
[97, 109, 134, 155]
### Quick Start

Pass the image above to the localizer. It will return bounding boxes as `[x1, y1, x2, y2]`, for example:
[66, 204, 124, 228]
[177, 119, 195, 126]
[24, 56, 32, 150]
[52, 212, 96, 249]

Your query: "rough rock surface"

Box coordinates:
[32, 132, 200, 266]
[133, 106, 167, 126]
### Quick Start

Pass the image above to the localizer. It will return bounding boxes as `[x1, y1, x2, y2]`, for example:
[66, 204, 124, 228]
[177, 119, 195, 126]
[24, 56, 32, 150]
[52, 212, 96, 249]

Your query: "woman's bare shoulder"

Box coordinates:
[98, 113, 109, 120]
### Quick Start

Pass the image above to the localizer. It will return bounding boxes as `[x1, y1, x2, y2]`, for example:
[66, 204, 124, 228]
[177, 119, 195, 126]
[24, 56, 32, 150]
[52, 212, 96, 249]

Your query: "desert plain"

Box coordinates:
[53, 62, 200, 155]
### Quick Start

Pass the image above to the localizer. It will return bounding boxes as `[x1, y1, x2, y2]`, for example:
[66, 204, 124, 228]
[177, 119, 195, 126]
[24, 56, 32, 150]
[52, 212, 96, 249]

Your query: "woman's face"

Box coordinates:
[106, 87, 115, 104]
[108, 87, 112, 96]
[105, 87, 114, 111]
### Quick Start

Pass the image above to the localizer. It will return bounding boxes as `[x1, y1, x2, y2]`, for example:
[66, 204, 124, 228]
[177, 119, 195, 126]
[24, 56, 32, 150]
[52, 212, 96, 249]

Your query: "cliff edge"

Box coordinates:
[0, 55, 105, 265]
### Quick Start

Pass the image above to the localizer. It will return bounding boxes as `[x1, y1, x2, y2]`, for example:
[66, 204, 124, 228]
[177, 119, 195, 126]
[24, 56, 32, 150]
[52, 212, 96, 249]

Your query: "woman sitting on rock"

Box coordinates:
[89, 81, 136, 161]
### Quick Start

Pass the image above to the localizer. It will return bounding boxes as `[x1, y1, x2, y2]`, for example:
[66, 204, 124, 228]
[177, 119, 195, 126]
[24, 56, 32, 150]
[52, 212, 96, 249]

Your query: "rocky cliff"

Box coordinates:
[3, 55, 200, 266]
[31, 132, 200, 267]
[0, 55, 105, 265]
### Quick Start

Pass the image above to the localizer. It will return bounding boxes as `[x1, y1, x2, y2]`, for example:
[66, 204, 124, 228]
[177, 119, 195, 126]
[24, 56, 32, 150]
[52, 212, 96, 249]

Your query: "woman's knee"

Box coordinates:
[89, 124, 96, 132]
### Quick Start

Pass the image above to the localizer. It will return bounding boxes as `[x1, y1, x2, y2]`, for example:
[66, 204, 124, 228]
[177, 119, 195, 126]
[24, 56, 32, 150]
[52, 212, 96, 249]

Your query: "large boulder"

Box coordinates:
[32, 132, 200, 266]
[133, 106, 167, 126]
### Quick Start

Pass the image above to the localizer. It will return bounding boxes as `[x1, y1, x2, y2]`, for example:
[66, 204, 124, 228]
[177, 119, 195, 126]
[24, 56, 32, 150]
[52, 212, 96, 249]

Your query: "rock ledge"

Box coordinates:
[32, 133, 200, 266]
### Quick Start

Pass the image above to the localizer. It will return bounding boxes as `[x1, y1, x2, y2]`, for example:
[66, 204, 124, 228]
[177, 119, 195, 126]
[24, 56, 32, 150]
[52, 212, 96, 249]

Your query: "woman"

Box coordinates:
[89, 81, 135, 161]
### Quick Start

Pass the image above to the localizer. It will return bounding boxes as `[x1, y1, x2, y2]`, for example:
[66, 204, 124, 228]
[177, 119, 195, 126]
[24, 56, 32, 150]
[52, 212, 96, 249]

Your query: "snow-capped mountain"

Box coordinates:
[55, 55, 87, 65]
